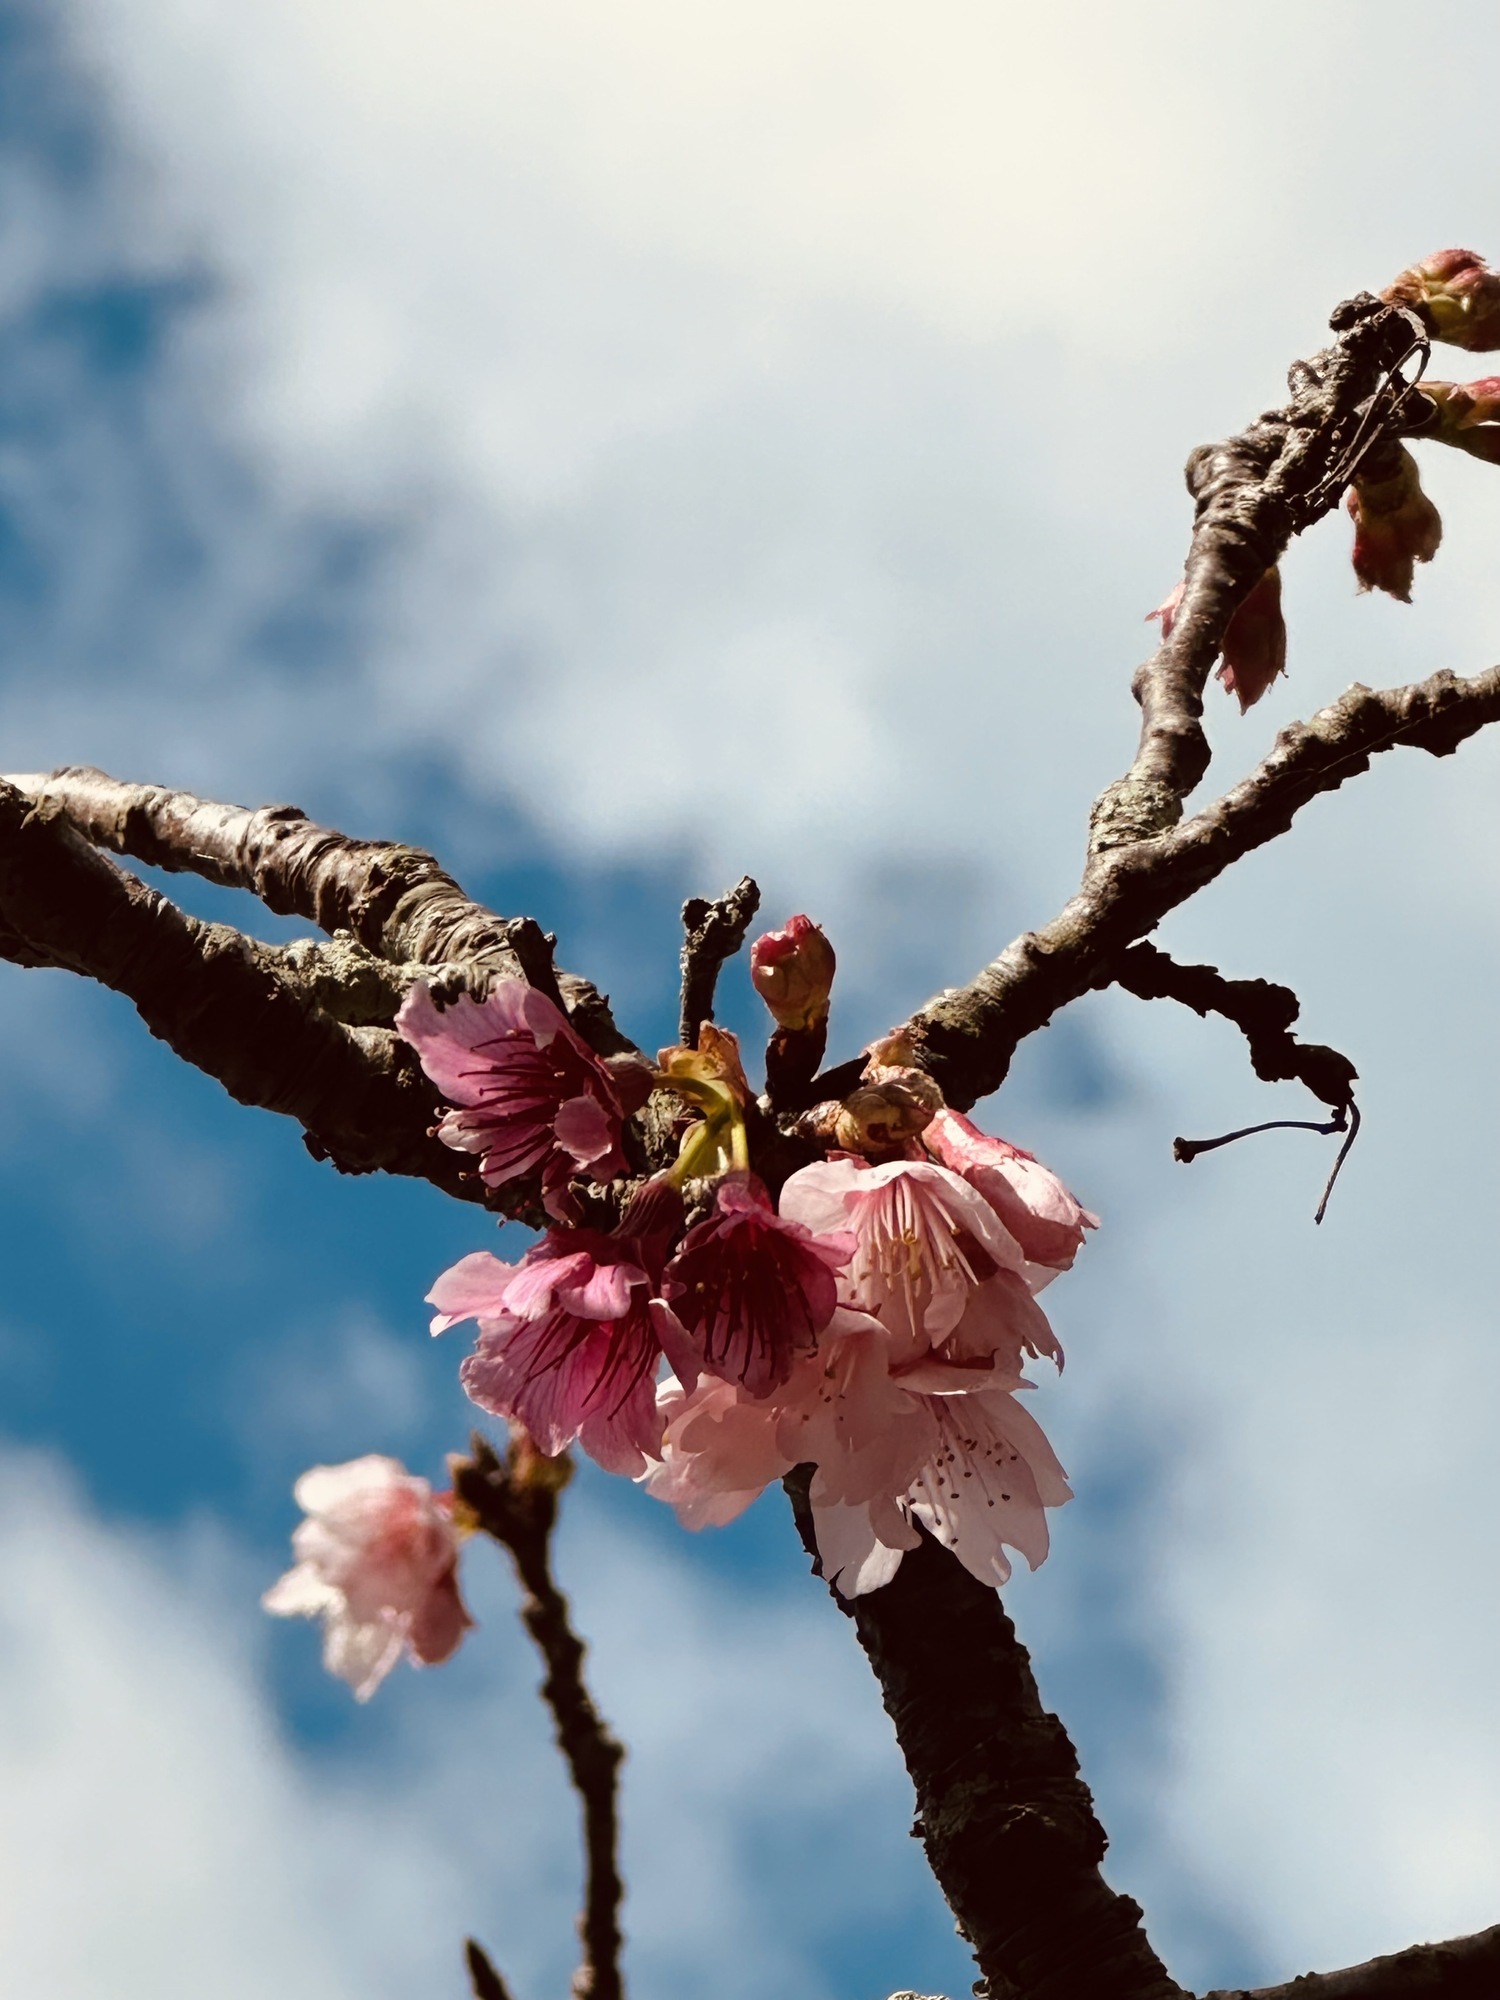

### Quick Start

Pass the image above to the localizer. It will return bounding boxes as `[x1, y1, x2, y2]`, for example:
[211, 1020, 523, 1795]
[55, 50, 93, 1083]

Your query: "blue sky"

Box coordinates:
[4, 2, 1500, 1995]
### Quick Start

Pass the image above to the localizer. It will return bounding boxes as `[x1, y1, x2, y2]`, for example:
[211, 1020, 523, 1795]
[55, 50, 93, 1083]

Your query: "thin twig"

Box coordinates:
[464, 1937, 517, 2000]
[452, 1435, 627, 2000]
[678, 875, 761, 1047]
[1112, 944, 1357, 1114]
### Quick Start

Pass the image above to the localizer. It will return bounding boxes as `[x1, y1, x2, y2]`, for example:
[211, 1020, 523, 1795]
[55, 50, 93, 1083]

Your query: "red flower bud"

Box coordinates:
[1417, 378, 1500, 465]
[1147, 568, 1286, 711]
[1216, 566, 1287, 713]
[750, 915, 836, 1031]
[1346, 447, 1442, 602]
[1383, 248, 1500, 352]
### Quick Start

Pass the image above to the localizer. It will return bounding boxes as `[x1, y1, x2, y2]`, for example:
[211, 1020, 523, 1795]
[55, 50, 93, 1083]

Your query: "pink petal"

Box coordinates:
[426, 1251, 518, 1335]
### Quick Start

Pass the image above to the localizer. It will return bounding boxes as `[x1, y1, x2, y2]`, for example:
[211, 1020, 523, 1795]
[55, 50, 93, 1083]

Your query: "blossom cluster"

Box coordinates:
[399, 928, 1095, 1600]
[265, 917, 1097, 1694]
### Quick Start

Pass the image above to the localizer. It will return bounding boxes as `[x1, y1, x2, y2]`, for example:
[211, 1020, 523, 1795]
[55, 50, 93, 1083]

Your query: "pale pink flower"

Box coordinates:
[661, 1173, 853, 1396]
[646, 1374, 797, 1527]
[428, 1184, 693, 1475]
[262, 1455, 472, 1701]
[922, 1106, 1098, 1289]
[778, 1156, 1041, 1362]
[644, 1310, 1071, 1597]
[396, 980, 628, 1221]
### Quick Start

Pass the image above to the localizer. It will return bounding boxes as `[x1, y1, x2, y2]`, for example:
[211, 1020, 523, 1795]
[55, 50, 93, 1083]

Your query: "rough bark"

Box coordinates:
[1201, 1923, 1500, 1999]
[785, 1473, 1186, 2000]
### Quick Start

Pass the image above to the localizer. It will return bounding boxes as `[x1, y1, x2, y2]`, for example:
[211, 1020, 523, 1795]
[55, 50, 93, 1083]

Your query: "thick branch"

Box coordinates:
[784, 1474, 1185, 2000]
[1201, 1922, 1500, 1999]
[454, 1436, 626, 2000]
[3, 765, 632, 1055]
[1090, 295, 1426, 851]
[678, 875, 761, 1046]
[1111, 943, 1357, 1113]
[0, 783, 479, 1196]
[903, 661, 1500, 1110]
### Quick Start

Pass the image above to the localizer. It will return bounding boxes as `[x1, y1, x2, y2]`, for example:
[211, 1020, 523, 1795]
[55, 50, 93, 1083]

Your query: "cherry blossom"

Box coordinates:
[922, 1106, 1097, 1288]
[643, 1311, 1072, 1597]
[428, 1183, 693, 1475]
[262, 1455, 473, 1701]
[396, 979, 630, 1221]
[777, 1155, 1039, 1361]
[660, 1172, 853, 1396]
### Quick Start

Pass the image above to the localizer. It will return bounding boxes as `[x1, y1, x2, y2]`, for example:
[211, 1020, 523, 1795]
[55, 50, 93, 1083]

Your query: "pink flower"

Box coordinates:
[643, 1311, 1071, 1597]
[396, 980, 629, 1221]
[1346, 447, 1442, 602]
[1383, 247, 1500, 352]
[750, 915, 837, 1030]
[262, 1455, 473, 1700]
[1148, 567, 1287, 711]
[778, 1155, 1050, 1366]
[922, 1106, 1097, 1288]
[428, 1185, 693, 1475]
[661, 1172, 853, 1397]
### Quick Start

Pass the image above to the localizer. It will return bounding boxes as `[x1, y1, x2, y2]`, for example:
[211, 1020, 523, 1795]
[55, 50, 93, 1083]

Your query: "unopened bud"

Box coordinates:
[798, 1067, 943, 1155]
[1347, 447, 1442, 602]
[1216, 566, 1287, 713]
[1383, 248, 1500, 352]
[506, 1421, 575, 1496]
[1149, 569, 1286, 712]
[1416, 377, 1500, 465]
[750, 915, 836, 1031]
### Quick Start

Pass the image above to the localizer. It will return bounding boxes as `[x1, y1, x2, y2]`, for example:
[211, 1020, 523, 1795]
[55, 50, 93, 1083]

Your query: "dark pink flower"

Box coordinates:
[428, 1187, 693, 1475]
[1347, 447, 1442, 602]
[1383, 247, 1500, 351]
[396, 980, 628, 1221]
[922, 1106, 1098, 1286]
[262, 1455, 473, 1700]
[1148, 568, 1287, 710]
[750, 915, 837, 1030]
[661, 1172, 853, 1397]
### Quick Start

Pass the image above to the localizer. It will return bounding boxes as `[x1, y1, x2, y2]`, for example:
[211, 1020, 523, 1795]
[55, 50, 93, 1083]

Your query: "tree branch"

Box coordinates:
[1, 765, 633, 1056]
[1110, 943, 1357, 1113]
[1089, 294, 1427, 852]
[0, 782, 480, 1197]
[904, 661, 1500, 1112]
[1200, 1922, 1500, 1999]
[678, 875, 761, 1047]
[453, 1434, 627, 2000]
[783, 1473, 1186, 2000]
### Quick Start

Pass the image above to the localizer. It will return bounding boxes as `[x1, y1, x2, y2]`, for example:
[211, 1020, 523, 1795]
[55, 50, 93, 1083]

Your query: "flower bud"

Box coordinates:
[750, 915, 836, 1031]
[1149, 569, 1286, 711]
[1346, 447, 1442, 602]
[1383, 248, 1500, 352]
[1216, 566, 1287, 712]
[1416, 378, 1500, 465]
